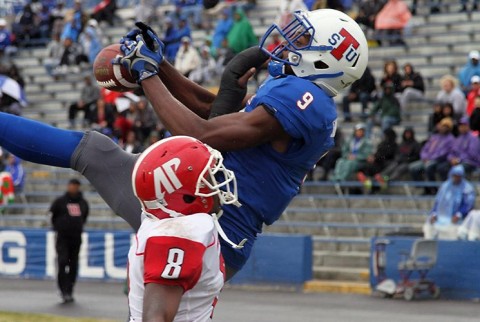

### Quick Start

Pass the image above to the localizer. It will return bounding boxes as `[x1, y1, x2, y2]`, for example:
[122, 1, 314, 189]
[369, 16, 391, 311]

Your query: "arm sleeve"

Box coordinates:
[144, 236, 207, 293]
[209, 46, 269, 119]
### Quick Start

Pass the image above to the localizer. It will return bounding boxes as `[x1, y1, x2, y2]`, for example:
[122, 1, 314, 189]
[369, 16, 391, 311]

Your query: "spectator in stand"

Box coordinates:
[313, 130, 343, 181]
[78, 19, 102, 64]
[437, 116, 480, 180]
[189, 46, 217, 85]
[37, 4, 52, 39]
[50, 178, 89, 303]
[211, 8, 233, 56]
[409, 117, 455, 194]
[398, 63, 425, 111]
[161, 17, 180, 63]
[52, 37, 86, 75]
[460, 0, 479, 12]
[331, 123, 372, 181]
[380, 60, 402, 94]
[374, 0, 411, 46]
[277, 0, 308, 28]
[367, 81, 401, 136]
[470, 97, 480, 131]
[381, 126, 421, 182]
[427, 101, 444, 134]
[175, 0, 204, 28]
[466, 75, 480, 116]
[14, 4, 40, 43]
[44, 33, 63, 76]
[135, 0, 156, 25]
[100, 87, 121, 108]
[0, 19, 16, 59]
[0, 166, 14, 212]
[6, 64, 24, 89]
[215, 38, 235, 75]
[342, 66, 376, 122]
[440, 103, 459, 136]
[4, 153, 25, 195]
[458, 209, 480, 241]
[88, 98, 116, 133]
[133, 97, 157, 143]
[411, 0, 442, 15]
[121, 131, 144, 154]
[436, 74, 467, 119]
[357, 127, 398, 193]
[91, 0, 117, 26]
[458, 50, 480, 95]
[68, 76, 100, 129]
[174, 36, 201, 77]
[147, 131, 162, 146]
[423, 165, 475, 240]
[227, 8, 257, 54]
[356, 0, 386, 30]
[50, 1, 67, 37]
[60, 1, 84, 42]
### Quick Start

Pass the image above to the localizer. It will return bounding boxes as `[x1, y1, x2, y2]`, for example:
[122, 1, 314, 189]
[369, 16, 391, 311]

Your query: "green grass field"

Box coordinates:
[0, 311, 116, 322]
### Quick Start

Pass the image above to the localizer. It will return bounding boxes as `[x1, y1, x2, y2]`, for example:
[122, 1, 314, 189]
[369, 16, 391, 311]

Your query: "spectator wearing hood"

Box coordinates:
[0, 19, 16, 58]
[78, 19, 102, 64]
[398, 63, 425, 111]
[227, 9, 257, 54]
[381, 126, 421, 182]
[357, 127, 398, 193]
[367, 81, 401, 137]
[211, 8, 233, 56]
[437, 116, 480, 180]
[458, 50, 480, 95]
[4, 153, 25, 194]
[409, 117, 455, 194]
[423, 165, 475, 240]
[331, 123, 372, 181]
[374, 0, 411, 46]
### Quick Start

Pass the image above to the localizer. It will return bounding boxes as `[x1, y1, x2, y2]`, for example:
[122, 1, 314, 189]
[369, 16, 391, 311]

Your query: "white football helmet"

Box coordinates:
[260, 9, 368, 97]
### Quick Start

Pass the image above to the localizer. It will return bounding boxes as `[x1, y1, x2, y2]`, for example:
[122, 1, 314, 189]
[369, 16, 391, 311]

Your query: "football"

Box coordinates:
[93, 44, 139, 92]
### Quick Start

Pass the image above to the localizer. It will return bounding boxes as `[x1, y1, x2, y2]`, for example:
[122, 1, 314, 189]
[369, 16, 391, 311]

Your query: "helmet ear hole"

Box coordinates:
[183, 195, 197, 204]
[314, 60, 329, 69]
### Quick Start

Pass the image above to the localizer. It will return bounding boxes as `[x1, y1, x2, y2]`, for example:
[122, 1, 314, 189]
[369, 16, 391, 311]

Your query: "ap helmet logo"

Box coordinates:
[153, 158, 182, 202]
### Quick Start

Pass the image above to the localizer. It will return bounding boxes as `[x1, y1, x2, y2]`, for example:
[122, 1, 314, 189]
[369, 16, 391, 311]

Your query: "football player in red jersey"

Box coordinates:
[128, 135, 240, 322]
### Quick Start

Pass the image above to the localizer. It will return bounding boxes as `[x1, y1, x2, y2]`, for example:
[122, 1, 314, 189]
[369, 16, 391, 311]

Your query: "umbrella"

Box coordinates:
[0, 75, 27, 107]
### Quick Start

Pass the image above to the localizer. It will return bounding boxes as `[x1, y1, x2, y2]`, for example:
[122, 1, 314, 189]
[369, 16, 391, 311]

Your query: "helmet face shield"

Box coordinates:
[260, 11, 333, 67]
[260, 11, 313, 66]
[196, 147, 238, 206]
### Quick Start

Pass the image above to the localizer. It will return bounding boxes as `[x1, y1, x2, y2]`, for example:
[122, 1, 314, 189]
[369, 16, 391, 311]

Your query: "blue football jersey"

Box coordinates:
[220, 75, 337, 243]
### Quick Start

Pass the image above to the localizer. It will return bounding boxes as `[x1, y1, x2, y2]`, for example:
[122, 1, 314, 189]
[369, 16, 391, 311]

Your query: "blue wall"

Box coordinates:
[230, 233, 313, 285]
[0, 228, 312, 285]
[370, 237, 480, 299]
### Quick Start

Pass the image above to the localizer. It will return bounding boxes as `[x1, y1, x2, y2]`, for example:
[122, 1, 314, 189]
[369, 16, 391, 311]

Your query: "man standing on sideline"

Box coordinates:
[50, 178, 89, 303]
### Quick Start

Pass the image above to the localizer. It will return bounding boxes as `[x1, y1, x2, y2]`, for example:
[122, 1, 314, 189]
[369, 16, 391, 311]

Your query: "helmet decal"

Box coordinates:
[153, 158, 182, 202]
[329, 28, 360, 62]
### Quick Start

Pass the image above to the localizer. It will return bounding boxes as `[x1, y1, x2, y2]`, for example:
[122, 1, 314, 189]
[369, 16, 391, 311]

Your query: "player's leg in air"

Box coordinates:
[0, 112, 143, 230]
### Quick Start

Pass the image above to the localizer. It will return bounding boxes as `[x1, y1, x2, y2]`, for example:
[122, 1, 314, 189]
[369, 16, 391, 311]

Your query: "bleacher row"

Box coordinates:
[4, 1, 480, 282]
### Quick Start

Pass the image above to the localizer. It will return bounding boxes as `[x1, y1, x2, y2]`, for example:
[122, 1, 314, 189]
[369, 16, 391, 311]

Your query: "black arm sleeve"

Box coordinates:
[208, 46, 270, 119]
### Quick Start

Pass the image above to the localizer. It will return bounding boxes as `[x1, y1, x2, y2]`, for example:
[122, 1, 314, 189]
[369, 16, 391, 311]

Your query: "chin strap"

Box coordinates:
[212, 211, 247, 249]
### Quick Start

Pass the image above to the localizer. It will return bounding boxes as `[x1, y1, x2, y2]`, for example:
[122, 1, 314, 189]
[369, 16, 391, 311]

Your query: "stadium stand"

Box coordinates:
[3, 0, 480, 289]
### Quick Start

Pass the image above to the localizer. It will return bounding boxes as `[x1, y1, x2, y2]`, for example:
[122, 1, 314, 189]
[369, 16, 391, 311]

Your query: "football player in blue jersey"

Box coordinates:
[0, 9, 368, 279]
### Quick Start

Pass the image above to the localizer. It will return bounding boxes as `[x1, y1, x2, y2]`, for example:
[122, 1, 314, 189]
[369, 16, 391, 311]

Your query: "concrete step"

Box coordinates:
[313, 266, 370, 282]
[313, 251, 370, 268]
[304, 280, 371, 295]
